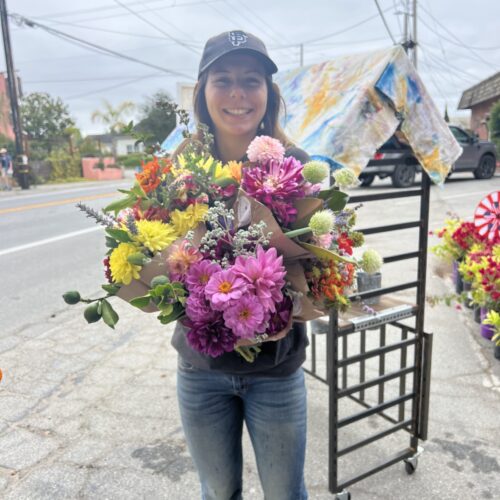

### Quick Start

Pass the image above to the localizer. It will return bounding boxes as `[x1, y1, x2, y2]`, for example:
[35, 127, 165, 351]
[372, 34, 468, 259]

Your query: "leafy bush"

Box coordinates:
[117, 152, 143, 168]
[48, 149, 82, 180]
[490, 100, 500, 151]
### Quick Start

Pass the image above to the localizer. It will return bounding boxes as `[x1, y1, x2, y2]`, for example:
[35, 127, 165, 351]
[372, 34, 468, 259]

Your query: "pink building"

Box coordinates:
[0, 73, 15, 141]
[458, 71, 500, 140]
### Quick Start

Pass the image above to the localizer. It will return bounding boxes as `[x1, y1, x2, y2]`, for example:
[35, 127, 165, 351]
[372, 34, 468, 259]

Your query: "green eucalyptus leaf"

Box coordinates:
[130, 295, 152, 309]
[103, 194, 137, 215]
[105, 236, 119, 248]
[102, 284, 120, 295]
[326, 191, 349, 211]
[127, 252, 150, 266]
[101, 299, 119, 329]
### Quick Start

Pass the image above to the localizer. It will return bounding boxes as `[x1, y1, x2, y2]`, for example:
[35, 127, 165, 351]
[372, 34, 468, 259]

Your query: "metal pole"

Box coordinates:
[0, 0, 24, 156]
[403, 1, 408, 52]
[412, 0, 417, 68]
[299, 43, 304, 67]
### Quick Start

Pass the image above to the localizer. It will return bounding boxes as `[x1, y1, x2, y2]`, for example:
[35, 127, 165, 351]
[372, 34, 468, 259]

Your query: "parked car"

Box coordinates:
[358, 126, 497, 188]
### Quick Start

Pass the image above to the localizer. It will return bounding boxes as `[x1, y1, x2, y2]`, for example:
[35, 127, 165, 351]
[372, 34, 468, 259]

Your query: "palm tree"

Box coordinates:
[91, 100, 135, 134]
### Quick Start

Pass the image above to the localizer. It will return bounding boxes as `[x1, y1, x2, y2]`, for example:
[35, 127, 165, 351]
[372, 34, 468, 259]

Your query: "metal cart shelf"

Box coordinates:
[305, 174, 433, 499]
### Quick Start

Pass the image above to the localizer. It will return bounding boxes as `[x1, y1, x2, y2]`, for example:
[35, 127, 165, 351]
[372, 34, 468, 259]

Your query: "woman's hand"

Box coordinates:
[235, 314, 294, 347]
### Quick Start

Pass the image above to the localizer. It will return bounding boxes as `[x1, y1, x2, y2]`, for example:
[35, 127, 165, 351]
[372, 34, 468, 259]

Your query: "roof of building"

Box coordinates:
[458, 71, 500, 109]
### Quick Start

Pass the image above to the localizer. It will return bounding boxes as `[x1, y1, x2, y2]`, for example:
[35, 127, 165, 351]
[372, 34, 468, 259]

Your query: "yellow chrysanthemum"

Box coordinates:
[109, 242, 142, 285]
[133, 220, 177, 253]
[170, 203, 209, 236]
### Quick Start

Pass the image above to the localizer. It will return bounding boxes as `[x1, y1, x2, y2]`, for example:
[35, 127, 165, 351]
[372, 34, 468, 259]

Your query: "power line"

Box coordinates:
[33, 0, 221, 21]
[11, 13, 195, 80]
[419, 4, 492, 67]
[419, 45, 477, 84]
[16, 16, 203, 45]
[66, 73, 164, 100]
[270, 7, 393, 49]
[111, 0, 200, 55]
[373, 0, 396, 44]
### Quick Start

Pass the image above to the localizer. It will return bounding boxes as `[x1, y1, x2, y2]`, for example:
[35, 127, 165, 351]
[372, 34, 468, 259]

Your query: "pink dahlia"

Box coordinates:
[205, 269, 248, 310]
[185, 293, 218, 323]
[265, 295, 293, 336]
[223, 294, 266, 339]
[246, 136, 285, 163]
[232, 246, 286, 313]
[185, 260, 222, 294]
[241, 156, 305, 226]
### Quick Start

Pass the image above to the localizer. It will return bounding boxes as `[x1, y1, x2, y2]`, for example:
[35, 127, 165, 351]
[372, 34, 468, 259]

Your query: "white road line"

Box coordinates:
[0, 182, 131, 204]
[0, 226, 104, 257]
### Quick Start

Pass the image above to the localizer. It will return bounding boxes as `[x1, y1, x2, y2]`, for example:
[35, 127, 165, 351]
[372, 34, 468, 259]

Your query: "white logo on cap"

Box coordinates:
[228, 31, 248, 47]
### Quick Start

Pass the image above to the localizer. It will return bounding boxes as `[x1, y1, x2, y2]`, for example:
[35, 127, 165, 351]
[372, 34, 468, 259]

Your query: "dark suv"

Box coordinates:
[359, 126, 497, 187]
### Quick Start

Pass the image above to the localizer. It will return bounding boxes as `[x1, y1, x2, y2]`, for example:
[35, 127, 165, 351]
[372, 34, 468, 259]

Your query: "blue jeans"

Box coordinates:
[177, 358, 308, 500]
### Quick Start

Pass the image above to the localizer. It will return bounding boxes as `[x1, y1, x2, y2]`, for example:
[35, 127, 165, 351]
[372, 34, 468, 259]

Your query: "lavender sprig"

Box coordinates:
[76, 202, 116, 228]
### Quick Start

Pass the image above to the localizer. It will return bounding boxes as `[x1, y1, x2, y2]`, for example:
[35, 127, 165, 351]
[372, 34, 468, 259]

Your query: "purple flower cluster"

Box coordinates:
[183, 245, 289, 356]
[241, 156, 306, 227]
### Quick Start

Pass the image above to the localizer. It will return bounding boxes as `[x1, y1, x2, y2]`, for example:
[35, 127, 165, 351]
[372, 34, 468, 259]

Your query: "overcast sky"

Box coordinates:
[4, 0, 500, 134]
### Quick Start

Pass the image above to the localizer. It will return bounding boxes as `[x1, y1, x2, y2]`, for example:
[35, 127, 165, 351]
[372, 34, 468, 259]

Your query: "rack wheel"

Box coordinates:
[404, 458, 417, 475]
[335, 490, 351, 500]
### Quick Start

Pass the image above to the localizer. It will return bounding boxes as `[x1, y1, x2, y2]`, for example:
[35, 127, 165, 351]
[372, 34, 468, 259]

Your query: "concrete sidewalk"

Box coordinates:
[0, 259, 499, 499]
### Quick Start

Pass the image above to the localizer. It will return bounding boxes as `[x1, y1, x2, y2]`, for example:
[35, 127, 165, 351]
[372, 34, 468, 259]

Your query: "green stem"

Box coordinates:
[284, 227, 312, 239]
[234, 346, 257, 362]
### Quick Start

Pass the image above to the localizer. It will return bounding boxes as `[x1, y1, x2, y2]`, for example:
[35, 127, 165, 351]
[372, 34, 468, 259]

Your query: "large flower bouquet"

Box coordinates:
[64, 114, 361, 361]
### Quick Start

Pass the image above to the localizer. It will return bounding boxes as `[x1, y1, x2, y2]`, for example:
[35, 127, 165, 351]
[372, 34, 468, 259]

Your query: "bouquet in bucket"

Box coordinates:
[64, 109, 361, 361]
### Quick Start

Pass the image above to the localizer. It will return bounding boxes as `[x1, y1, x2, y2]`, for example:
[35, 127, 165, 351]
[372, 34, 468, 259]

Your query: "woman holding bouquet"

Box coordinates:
[173, 30, 310, 500]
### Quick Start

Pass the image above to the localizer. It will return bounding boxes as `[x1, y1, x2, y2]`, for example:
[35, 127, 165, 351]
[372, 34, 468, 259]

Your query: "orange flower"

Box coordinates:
[135, 157, 172, 194]
[227, 161, 242, 183]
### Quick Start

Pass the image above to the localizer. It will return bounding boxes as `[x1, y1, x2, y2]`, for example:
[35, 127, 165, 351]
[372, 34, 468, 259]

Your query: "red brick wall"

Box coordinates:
[470, 97, 499, 140]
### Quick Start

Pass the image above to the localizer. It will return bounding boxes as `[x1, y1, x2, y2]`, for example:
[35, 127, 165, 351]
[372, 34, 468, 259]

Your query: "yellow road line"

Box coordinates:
[0, 192, 118, 215]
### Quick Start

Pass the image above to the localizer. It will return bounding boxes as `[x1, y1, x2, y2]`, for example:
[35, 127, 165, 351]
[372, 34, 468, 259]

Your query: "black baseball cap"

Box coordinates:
[198, 30, 278, 77]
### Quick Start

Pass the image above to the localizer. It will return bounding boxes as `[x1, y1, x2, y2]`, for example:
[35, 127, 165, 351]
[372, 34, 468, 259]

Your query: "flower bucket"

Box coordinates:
[452, 259, 459, 284]
[462, 281, 473, 309]
[480, 307, 495, 340]
[357, 272, 382, 305]
[473, 305, 482, 324]
[454, 263, 464, 294]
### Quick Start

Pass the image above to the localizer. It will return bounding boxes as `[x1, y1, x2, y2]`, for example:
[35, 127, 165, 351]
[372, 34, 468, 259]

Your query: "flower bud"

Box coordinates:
[302, 161, 329, 184]
[360, 249, 383, 274]
[150, 275, 170, 288]
[332, 168, 359, 189]
[127, 252, 149, 266]
[309, 210, 335, 236]
[84, 302, 101, 323]
[62, 291, 81, 305]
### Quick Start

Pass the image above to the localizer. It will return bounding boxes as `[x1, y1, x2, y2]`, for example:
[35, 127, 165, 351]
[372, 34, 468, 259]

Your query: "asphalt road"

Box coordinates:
[0, 179, 132, 336]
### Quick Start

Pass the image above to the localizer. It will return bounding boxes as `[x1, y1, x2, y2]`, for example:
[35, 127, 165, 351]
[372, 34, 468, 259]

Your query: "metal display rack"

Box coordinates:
[305, 173, 433, 499]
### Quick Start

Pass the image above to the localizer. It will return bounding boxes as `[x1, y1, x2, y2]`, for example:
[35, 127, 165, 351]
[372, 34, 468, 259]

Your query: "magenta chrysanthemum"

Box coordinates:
[232, 246, 286, 313]
[223, 294, 266, 339]
[246, 136, 285, 163]
[185, 260, 222, 294]
[265, 295, 293, 336]
[241, 156, 305, 226]
[205, 269, 248, 310]
[184, 317, 236, 357]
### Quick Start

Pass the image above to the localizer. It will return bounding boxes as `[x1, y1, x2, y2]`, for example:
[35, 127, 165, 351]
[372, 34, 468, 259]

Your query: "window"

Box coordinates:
[126, 144, 133, 154]
[450, 126, 470, 144]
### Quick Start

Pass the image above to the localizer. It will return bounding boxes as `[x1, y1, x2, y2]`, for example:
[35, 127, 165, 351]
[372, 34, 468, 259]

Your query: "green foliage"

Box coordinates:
[47, 148, 81, 180]
[78, 136, 102, 157]
[0, 133, 15, 153]
[20, 92, 75, 158]
[117, 152, 143, 168]
[489, 100, 500, 151]
[134, 91, 177, 146]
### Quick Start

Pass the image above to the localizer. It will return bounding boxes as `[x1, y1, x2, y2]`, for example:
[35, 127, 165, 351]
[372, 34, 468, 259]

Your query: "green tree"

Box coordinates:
[20, 92, 75, 158]
[91, 100, 135, 134]
[489, 100, 500, 151]
[134, 91, 177, 145]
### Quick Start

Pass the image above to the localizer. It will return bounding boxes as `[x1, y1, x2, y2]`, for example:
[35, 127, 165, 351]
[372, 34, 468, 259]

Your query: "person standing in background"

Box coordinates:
[0, 147, 13, 191]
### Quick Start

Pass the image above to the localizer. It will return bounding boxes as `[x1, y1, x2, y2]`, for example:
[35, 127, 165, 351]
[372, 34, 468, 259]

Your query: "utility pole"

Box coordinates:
[299, 43, 304, 67]
[412, 0, 417, 68]
[401, 0, 417, 68]
[0, 0, 24, 157]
